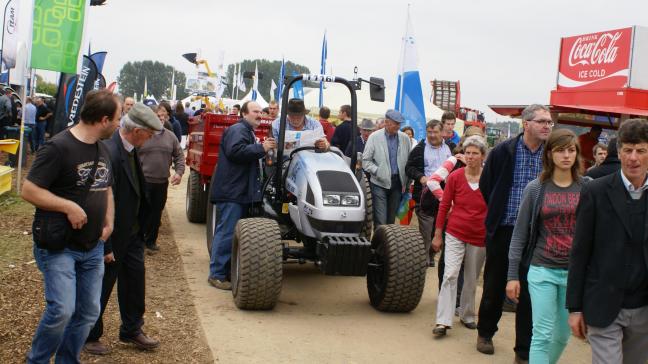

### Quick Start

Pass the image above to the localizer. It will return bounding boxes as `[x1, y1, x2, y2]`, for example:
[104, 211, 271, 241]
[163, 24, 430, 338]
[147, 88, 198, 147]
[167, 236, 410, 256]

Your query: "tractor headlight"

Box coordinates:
[322, 194, 341, 206]
[341, 194, 360, 206]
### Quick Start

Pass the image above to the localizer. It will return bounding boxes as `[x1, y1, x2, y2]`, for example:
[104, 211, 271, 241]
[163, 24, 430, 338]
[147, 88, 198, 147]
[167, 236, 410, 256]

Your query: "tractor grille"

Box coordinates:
[316, 171, 359, 193]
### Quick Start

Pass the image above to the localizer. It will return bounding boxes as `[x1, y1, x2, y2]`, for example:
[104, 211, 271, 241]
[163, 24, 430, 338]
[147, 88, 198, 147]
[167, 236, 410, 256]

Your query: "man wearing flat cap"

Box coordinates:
[345, 118, 376, 158]
[271, 98, 329, 151]
[85, 103, 162, 355]
[362, 110, 412, 228]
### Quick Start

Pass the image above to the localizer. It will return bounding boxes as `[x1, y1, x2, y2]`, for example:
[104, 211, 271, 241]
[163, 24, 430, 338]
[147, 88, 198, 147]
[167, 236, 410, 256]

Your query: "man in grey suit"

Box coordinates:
[567, 118, 648, 364]
[362, 109, 411, 228]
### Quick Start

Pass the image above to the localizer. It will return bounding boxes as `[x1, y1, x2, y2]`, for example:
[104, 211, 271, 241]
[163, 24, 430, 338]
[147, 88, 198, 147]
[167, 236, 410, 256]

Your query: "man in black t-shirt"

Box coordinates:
[21, 89, 120, 364]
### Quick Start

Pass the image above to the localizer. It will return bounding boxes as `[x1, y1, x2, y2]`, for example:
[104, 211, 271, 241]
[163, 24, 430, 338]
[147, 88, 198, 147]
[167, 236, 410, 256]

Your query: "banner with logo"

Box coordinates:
[30, 0, 90, 73]
[2, 0, 19, 69]
[51, 55, 99, 134]
[557, 27, 633, 90]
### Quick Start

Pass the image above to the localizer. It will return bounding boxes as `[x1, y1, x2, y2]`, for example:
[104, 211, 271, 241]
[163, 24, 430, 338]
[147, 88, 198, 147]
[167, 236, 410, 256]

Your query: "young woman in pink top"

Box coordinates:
[431, 135, 488, 336]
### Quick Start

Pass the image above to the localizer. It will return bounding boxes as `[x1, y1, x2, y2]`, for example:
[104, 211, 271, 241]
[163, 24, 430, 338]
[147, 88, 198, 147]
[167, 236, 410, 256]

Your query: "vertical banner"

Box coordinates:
[319, 30, 327, 107]
[2, 0, 20, 69]
[30, 0, 89, 73]
[394, 6, 426, 141]
[51, 55, 98, 134]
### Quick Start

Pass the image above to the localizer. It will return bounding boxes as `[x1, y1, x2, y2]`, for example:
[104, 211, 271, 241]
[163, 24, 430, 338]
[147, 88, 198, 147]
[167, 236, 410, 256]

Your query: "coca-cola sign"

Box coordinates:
[558, 27, 633, 90]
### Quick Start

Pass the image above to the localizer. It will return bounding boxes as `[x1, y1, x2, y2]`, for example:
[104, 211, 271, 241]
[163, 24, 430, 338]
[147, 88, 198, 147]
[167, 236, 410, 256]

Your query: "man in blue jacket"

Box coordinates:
[208, 101, 276, 290]
[477, 104, 552, 362]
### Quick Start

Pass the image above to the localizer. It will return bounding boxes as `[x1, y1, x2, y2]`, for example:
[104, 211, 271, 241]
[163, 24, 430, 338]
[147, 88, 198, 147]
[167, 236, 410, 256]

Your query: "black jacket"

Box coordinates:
[102, 131, 148, 255]
[567, 172, 648, 327]
[210, 119, 266, 204]
[331, 120, 354, 152]
[586, 137, 620, 179]
[344, 135, 366, 158]
[405, 139, 427, 203]
[479, 133, 523, 242]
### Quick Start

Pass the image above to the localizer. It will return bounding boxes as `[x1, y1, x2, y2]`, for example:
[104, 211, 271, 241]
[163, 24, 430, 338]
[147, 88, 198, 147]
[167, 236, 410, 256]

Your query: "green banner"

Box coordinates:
[30, 0, 87, 73]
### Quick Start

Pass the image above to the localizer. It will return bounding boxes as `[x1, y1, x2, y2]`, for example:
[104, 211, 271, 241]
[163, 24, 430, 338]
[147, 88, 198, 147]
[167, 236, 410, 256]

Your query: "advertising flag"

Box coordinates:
[270, 79, 277, 101]
[52, 55, 99, 134]
[277, 58, 285, 103]
[251, 63, 258, 101]
[319, 30, 327, 107]
[2, 0, 20, 69]
[89, 51, 107, 73]
[394, 7, 426, 140]
[292, 71, 304, 99]
[238, 66, 246, 92]
[30, 0, 90, 73]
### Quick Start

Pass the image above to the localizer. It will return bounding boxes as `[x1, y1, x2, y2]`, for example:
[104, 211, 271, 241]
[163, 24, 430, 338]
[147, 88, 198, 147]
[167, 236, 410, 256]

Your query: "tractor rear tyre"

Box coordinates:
[232, 218, 283, 310]
[367, 224, 427, 312]
[186, 169, 207, 223]
[360, 174, 373, 239]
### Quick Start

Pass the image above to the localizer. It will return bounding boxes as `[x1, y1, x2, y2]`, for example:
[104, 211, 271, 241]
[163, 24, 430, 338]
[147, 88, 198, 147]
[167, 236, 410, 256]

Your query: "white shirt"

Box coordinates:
[620, 170, 648, 200]
[119, 130, 135, 152]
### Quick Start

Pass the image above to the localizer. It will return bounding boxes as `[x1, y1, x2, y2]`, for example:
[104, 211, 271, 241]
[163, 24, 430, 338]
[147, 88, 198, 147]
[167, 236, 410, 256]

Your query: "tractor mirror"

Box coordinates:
[369, 77, 385, 102]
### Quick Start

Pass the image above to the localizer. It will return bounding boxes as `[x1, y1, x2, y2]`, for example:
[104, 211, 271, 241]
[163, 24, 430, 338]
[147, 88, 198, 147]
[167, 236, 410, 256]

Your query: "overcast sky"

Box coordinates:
[26, 0, 648, 121]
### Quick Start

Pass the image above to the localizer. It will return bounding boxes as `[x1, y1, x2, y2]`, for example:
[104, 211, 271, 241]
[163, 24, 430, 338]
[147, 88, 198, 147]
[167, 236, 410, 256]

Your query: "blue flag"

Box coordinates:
[89, 51, 107, 73]
[292, 71, 304, 99]
[277, 58, 285, 103]
[319, 31, 327, 107]
[394, 7, 426, 141]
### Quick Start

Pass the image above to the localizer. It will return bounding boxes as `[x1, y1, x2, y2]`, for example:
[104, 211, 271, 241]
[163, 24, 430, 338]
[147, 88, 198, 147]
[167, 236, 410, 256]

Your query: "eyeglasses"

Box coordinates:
[530, 119, 554, 127]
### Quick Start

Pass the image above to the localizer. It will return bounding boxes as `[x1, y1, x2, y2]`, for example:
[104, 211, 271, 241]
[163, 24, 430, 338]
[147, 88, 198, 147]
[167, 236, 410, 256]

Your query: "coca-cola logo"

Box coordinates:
[568, 32, 622, 67]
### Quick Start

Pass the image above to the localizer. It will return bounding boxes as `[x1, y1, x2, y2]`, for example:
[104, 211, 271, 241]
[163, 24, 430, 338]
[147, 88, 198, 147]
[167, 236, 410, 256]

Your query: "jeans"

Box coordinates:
[27, 242, 105, 364]
[477, 226, 532, 359]
[142, 181, 169, 248]
[34, 121, 47, 151]
[371, 175, 402, 229]
[209, 202, 247, 280]
[436, 233, 486, 327]
[527, 265, 570, 364]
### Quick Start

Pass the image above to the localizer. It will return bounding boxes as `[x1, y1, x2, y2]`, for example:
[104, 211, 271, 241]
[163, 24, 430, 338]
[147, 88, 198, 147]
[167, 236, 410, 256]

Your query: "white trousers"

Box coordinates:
[436, 232, 486, 327]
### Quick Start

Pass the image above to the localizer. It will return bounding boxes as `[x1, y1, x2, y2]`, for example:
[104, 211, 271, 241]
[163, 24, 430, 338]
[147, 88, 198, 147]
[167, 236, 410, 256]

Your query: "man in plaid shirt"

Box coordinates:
[475, 104, 552, 363]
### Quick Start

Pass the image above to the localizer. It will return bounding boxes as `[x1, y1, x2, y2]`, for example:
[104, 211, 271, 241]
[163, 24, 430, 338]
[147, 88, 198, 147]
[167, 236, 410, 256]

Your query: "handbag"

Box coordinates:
[32, 144, 100, 251]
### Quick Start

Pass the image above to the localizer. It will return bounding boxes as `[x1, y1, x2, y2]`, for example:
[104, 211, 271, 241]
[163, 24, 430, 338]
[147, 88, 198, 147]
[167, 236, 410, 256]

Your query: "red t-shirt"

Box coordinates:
[319, 119, 336, 142]
[435, 168, 487, 246]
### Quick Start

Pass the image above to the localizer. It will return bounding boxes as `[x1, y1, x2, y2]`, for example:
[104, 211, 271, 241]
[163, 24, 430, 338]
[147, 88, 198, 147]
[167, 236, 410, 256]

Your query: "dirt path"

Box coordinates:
[167, 177, 591, 363]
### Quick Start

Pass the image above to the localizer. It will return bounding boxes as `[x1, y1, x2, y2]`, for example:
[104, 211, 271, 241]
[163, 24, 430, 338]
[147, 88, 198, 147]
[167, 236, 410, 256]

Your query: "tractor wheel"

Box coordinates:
[360, 174, 373, 239]
[232, 218, 283, 310]
[186, 170, 207, 223]
[366, 224, 427, 312]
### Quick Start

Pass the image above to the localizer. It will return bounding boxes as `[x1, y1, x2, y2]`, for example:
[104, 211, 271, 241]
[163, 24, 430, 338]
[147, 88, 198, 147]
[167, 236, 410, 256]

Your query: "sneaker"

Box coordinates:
[84, 341, 110, 355]
[208, 277, 232, 290]
[460, 320, 477, 330]
[432, 324, 448, 337]
[476, 336, 495, 355]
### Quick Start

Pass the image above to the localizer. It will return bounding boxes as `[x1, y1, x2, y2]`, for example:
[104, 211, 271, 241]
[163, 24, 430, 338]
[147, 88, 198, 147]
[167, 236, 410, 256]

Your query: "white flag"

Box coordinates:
[238, 69, 246, 92]
[251, 63, 259, 101]
[2, 0, 20, 69]
[270, 79, 277, 101]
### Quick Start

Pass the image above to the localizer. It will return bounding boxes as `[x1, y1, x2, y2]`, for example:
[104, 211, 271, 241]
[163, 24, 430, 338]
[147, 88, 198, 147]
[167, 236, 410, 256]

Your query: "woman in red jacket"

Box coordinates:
[431, 135, 488, 336]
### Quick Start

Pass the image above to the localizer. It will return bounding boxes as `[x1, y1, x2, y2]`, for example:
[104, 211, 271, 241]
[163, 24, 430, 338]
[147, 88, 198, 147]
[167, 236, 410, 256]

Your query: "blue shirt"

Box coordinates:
[385, 132, 399, 175]
[501, 138, 544, 226]
[24, 103, 37, 125]
[271, 115, 323, 140]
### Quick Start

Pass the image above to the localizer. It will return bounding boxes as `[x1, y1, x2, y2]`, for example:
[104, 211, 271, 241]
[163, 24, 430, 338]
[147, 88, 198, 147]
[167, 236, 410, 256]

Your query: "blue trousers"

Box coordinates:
[27, 242, 105, 364]
[34, 121, 47, 151]
[527, 265, 570, 364]
[371, 176, 402, 229]
[209, 202, 247, 280]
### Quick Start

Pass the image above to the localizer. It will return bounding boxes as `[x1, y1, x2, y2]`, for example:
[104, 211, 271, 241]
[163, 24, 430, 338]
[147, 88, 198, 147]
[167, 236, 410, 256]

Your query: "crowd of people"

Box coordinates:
[19, 91, 648, 364]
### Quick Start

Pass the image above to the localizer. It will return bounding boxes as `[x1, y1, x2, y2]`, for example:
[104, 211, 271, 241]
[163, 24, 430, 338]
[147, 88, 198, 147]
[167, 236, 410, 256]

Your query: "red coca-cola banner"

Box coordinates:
[557, 27, 633, 90]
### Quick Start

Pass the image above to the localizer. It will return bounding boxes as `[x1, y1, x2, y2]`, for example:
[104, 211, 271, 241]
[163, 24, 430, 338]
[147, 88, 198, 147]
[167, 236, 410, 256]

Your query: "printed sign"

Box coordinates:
[557, 27, 633, 90]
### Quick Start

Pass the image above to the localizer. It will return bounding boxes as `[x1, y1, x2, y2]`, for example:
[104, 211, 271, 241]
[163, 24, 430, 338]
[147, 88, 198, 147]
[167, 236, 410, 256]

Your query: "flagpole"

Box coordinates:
[16, 68, 32, 193]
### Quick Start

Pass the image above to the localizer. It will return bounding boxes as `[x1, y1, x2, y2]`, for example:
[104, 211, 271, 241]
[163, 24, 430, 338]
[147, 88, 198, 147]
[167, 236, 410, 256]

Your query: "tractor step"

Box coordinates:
[317, 236, 371, 276]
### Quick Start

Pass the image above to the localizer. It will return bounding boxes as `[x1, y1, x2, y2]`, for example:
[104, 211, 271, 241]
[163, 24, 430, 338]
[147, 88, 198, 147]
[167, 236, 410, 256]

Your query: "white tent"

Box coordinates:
[239, 90, 269, 108]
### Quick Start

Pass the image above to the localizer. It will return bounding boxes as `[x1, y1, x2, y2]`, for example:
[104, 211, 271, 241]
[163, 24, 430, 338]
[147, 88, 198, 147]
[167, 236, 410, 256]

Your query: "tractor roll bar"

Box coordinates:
[275, 74, 358, 200]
